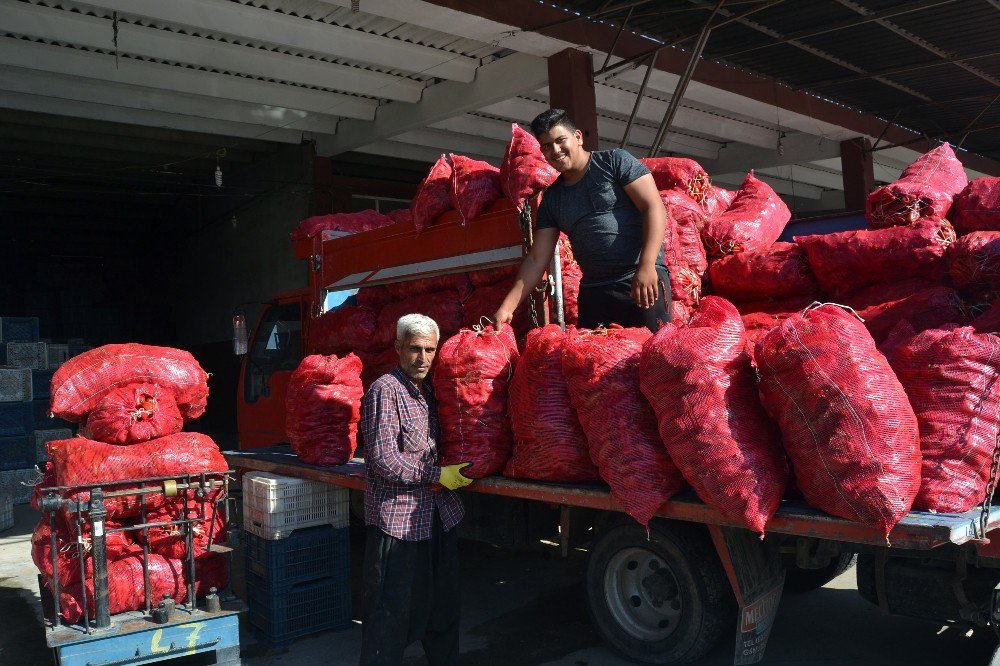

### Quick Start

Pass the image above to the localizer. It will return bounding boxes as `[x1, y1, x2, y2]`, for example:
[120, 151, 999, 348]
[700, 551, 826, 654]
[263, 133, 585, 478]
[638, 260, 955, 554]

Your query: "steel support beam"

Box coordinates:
[548, 49, 599, 150]
[840, 138, 875, 210]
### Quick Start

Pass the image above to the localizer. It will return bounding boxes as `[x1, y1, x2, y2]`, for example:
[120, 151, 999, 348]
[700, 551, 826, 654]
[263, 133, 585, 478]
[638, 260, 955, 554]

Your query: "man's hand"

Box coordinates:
[631, 264, 659, 309]
[492, 306, 514, 332]
[439, 463, 473, 490]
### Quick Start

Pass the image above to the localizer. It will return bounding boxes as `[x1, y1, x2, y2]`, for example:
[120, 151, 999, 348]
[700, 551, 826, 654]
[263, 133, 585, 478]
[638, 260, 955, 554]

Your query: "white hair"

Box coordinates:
[396, 313, 440, 342]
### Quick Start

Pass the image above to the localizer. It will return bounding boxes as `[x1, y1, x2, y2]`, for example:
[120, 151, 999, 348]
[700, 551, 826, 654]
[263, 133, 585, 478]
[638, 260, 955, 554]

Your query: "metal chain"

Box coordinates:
[979, 434, 1000, 540]
[518, 207, 543, 328]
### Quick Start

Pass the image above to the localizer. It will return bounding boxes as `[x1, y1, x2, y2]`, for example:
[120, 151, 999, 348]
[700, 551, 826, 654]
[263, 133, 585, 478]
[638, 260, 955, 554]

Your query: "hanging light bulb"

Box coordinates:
[214, 164, 223, 187]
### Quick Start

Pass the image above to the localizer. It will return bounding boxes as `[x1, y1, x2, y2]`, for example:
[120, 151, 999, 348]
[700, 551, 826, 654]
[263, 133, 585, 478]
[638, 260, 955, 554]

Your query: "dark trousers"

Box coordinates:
[577, 266, 672, 333]
[360, 512, 460, 666]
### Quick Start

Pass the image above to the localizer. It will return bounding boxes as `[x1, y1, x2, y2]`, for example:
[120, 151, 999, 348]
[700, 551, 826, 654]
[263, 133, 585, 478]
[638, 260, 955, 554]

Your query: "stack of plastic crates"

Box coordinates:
[242, 472, 352, 647]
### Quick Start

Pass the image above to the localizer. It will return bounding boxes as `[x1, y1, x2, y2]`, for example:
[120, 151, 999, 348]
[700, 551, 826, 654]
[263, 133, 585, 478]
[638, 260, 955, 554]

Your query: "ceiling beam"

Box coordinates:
[316, 52, 548, 156]
[699, 131, 844, 174]
[5, 1, 424, 103]
[712, 172, 824, 200]
[74, 0, 478, 82]
[354, 140, 497, 166]
[391, 128, 508, 161]
[755, 165, 846, 191]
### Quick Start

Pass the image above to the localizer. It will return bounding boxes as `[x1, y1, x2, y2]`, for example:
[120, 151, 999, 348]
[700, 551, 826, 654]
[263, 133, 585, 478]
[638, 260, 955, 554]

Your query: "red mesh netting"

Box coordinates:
[552, 239, 582, 326]
[505, 325, 597, 483]
[286, 354, 363, 466]
[703, 187, 736, 220]
[755, 305, 921, 535]
[140, 502, 228, 560]
[952, 176, 1000, 235]
[867, 144, 969, 228]
[709, 242, 820, 302]
[562, 326, 687, 526]
[891, 326, 1000, 513]
[450, 155, 502, 225]
[949, 231, 1000, 291]
[81, 384, 183, 446]
[639, 297, 787, 534]
[668, 264, 701, 308]
[411, 155, 453, 232]
[32, 517, 136, 587]
[660, 190, 708, 277]
[469, 264, 519, 288]
[386, 208, 412, 226]
[357, 285, 392, 310]
[312, 305, 378, 355]
[795, 217, 956, 296]
[500, 123, 558, 212]
[841, 279, 969, 343]
[290, 209, 392, 241]
[672, 301, 692, 325]
[374, 290, 464, 349]
[55, 554, 186, 623]
[434, 327, 520, 478]
[642, 157, 711, 203]
[384, 273, 472, 301]
[51, 344, 209, 424]
[702, 172, 790, 258]
[359, 347, 399, 390]
[462, 283, 533, 341]
[737, 296, 818, 335]
[973, 301, 1000, 334]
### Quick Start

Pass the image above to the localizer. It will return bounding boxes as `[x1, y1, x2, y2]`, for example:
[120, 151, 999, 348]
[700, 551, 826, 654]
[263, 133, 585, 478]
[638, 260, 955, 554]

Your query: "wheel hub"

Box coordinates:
[604, 546, 682, 641]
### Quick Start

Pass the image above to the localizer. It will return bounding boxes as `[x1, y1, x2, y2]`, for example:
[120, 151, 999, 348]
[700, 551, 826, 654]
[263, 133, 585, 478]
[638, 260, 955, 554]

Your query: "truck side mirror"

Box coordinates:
[232, 313, 248, 356]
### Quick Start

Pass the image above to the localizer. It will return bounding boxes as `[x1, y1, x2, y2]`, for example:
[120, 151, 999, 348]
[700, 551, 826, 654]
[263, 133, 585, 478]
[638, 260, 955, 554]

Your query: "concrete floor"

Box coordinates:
[2, 503, 997, 666]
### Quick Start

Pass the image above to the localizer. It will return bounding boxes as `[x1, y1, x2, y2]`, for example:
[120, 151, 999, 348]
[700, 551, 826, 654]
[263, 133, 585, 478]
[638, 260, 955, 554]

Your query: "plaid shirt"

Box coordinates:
[361, 367, 464, 541]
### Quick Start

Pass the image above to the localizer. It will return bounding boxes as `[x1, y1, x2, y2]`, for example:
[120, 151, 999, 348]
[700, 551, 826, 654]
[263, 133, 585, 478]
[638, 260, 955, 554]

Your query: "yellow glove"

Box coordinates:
[439, 463, 473, 490]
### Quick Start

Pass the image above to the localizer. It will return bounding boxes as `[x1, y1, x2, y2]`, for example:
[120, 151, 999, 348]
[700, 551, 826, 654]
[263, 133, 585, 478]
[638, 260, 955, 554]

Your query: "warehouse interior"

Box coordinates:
[2, 0, 999, 443]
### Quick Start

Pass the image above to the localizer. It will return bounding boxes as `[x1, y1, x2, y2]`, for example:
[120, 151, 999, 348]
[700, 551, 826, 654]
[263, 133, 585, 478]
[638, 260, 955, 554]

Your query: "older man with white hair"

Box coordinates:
[359, 313, 472, 666]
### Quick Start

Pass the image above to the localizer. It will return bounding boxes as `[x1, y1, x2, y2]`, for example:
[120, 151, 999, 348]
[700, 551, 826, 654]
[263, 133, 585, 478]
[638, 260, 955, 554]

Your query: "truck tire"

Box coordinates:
[586, 520, 735, 664]
[783, 553, 857, 595]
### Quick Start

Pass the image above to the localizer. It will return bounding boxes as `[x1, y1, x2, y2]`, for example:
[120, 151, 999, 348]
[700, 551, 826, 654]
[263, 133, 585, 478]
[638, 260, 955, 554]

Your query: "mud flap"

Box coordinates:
[708, 525, 786, 666]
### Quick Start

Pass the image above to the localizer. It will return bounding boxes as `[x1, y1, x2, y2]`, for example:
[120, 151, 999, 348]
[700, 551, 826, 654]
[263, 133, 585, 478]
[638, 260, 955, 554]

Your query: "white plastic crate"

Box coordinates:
[0, 494, 12, 532]
[0, 368, 31, 402]
[243, 472, 349, 539]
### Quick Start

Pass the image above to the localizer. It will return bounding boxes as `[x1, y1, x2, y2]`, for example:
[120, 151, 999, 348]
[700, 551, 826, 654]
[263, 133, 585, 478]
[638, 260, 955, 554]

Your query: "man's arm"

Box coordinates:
[623, 173, 666, 309]
[360, 386, 440, 485]
[492, 226, 560, 330]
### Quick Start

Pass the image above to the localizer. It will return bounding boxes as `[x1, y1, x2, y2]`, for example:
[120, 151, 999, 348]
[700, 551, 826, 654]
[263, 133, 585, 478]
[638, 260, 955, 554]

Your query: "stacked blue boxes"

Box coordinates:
[0, 317, 39, 497]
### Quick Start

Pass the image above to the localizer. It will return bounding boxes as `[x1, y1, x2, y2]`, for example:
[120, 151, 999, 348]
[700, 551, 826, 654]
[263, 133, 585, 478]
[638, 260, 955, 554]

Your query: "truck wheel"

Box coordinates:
[586, 520, 735, 664]
[782, 553, 857, 595]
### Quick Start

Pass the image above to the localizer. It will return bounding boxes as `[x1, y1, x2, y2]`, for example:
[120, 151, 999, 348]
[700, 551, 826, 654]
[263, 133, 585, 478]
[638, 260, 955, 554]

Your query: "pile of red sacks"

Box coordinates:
[32, 345, 228, 624]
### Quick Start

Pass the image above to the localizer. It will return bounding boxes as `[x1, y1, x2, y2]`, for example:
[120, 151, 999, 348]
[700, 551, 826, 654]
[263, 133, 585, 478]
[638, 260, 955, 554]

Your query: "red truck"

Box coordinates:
[229, 201, 1000, 665]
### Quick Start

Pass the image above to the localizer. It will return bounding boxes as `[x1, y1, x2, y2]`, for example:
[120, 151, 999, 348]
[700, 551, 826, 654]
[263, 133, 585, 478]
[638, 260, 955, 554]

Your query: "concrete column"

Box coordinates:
[840, 138, 874, 211]
[547, 48, 599, 150]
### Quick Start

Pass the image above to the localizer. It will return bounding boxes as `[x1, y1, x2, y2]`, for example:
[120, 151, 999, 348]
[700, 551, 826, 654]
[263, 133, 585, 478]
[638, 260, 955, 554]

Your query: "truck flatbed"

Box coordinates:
[225, 446, 1000, 551]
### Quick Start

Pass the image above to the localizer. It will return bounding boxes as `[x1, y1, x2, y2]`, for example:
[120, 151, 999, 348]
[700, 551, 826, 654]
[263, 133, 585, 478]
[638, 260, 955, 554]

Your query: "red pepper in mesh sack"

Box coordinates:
[710, 242, 820, 303]
[551, 238, 582, 326]
[386, 208, 412, 225]
[702, 172, 790, 258]
[462, 283, 533, 342]
[434, 326, 520, 478]
[469, 264, 519, 288]
[359, 347, 399, 390]
[449, 155, 502, 225]
[972, 300, 1000, 334]
[286, 353, 363, 466]
[31, 516, 136, 587]
[891, 326, 1000, 513]
[755, 305, 921, 536]
[867, 144, 969, 228]
[949, 231, 1000, 292]
[796, 217, 956, 297]
[373, 290, 464, 350]
[141, 502, 228, 560]
[50, 344, 209, 423]
[660, 190, 708, 277]
[357, 285, 392, 310]
[840, 278, 969, 344]
[737, 295, 819, 337]
[500, 123, 558, 212]
[641, 157, 711, 203]
[290, 209, 392, 241]
[640, 297, 787, 534]
[411, 154, 453, 232]
[562, 326, 687, 527]
[703, 186, 736, 220]
[80, 383, 184, 446]
[312, 305, 379, 355]
[385, 273, 473, 301]
[952, 176, 1000, 235]
[668, 264, 701, 309]
[671, 301, 692, 325]
[505, 325, 597, 483]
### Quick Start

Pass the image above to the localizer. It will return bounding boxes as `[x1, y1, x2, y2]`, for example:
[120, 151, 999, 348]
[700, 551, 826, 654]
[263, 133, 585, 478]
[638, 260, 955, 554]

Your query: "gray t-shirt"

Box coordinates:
[536, 149, 664, 287]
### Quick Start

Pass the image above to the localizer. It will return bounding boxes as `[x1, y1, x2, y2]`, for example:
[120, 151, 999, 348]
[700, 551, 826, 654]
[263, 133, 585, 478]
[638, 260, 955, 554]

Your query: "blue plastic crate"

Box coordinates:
[31, 369, 55, 401]
[0, 402, 32, 437]
[32, 399, 71, 431]
[244, 524, 350, 590]
[0, 317, 39, 343]
[246, 573, 352, 648]
[0, 435, 33, 471]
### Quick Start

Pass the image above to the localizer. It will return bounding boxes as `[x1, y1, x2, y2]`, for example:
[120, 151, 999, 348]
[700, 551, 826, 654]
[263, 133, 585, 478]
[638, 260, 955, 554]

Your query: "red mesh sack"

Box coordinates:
[286, 354, 363, 466]
[640, 297, 787, 534]
[30, 461, 55, 513]
[462, 283, 533, 340]
[952, 177, 1000, 235]
[357, 285, 391, 310]
[374, 290, 463, 349]
[469, 264, 519, 288]
[972, 300, 1000, 334]
[660, 190, 708, 276]
[505, 325, 597, 483]
[562, 326, 687, 526]
[450, 155, 502, 225]
[669, 264, 701, 308]
[702, 172, 790, 257]
[500, 123, 558, 212]
[359, 347, 399, 390]
[876, 319, 918, 364]
[31, 517, 136, 587]
[841, 279, 968, 343]
[867, 144, 969, 228]
[385, 273, 472, 301]
[312, 305, 378, 355]
[737, 296, 817, 335]
[51, 344, 209, 424]
[795, 217, 956, 296]
[411, 155, 453, 232]
[642, 158, 711, 203]
[950, 231, 1000, 291]
[386, 208, 413, 225]
[671, 301, 692, 325]
[551, 237, 582, 326]
[55, 554, 186, 623]
[755, 305, 921, 535]
[434, 327, 520, 478]
[891, 327, 1000, 513]
[141, 502, 227, 560]
[81, 383, 183, 446]
[704, 187, 737, 219]
[709, 242, 819, 302]
[290, 209, 391, 241]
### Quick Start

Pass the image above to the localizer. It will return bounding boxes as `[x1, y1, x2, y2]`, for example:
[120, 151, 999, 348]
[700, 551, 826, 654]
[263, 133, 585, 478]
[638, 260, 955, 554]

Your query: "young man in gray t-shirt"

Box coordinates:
[493, 109, 671, 332]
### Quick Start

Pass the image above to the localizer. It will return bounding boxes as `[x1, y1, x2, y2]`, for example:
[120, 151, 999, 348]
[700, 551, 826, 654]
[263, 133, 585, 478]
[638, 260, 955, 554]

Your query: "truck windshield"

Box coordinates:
[244, 302, 302, 403]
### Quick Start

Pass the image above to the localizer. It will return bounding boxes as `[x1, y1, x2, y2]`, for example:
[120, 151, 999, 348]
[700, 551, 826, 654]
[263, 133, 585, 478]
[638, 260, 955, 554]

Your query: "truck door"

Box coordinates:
[237, 299, 304, 450]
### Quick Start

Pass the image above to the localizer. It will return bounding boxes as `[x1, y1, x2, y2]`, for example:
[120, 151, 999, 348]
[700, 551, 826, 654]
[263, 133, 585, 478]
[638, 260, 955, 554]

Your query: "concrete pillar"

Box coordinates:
[547, 48, 599, 150]
[840, 138, 874, 211]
